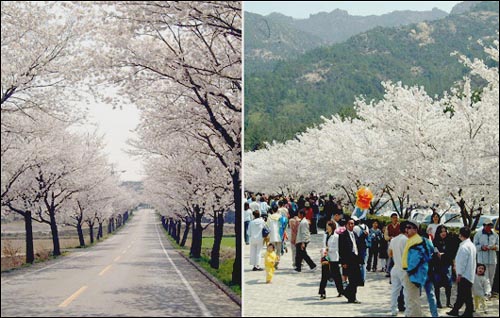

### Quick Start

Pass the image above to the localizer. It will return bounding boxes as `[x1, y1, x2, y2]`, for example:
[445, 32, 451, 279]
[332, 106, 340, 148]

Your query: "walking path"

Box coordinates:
[243, 229, 499, 317]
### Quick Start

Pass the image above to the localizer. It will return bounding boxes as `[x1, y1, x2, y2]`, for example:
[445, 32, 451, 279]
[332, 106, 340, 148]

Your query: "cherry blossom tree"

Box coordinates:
[245, 38, 498, 230]
[98, 1, 242, 283]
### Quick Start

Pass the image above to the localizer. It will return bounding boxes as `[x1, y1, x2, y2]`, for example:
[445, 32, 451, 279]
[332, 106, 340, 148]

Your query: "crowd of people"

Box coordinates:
[244, 192, 499, 317]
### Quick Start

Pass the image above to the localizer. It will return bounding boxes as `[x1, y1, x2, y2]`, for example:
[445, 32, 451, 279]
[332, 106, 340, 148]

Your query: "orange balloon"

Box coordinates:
[355, 187, 373, 210]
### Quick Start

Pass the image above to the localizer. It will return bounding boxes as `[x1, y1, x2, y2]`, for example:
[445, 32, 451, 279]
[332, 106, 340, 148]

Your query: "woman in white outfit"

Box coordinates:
[248, 210, 266, 271]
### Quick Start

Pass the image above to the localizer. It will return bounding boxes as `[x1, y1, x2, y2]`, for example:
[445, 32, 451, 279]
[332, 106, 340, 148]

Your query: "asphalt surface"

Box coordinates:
[1, 209, 240, 317]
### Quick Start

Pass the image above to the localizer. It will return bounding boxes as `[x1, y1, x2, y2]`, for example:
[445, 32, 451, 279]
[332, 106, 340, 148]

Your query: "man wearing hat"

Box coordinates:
[473, 218, 499, 291]
[402, 220, 436, 317]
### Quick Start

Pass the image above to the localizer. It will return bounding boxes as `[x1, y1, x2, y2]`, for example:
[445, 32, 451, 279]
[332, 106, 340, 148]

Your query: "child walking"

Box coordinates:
[265, 243, 278, 283]
[473, 263, 491, 314]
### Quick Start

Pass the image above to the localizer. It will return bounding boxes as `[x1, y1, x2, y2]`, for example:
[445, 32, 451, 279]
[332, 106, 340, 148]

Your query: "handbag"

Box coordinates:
[320, 248, 330, 265]
[262, 226, 270, 238]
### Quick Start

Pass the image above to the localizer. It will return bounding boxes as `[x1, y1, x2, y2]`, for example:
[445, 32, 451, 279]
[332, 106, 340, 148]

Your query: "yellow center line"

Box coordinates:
[99, 264, 113, 276]
[58, 286, 88, 308]
[114, 255, 121, 262]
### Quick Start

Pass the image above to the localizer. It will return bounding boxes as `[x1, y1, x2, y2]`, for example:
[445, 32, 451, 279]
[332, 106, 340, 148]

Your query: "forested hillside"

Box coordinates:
[244, 1, 499, 150]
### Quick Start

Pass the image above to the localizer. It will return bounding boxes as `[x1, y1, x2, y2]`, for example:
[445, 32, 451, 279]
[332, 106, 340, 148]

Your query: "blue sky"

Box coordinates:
[244, 1, 462, 18]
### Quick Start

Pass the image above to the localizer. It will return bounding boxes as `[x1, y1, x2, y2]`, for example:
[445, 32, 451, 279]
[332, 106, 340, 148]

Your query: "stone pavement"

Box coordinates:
[243, 230, 499, 317]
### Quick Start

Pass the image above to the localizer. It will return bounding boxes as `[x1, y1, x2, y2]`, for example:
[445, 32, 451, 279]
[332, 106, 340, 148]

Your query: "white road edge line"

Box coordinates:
[154, 221, 213, 317]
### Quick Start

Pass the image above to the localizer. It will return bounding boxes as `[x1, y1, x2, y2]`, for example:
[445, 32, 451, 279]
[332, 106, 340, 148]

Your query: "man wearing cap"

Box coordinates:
[402, 220, 435, 317]
[473, 219, 499, 291]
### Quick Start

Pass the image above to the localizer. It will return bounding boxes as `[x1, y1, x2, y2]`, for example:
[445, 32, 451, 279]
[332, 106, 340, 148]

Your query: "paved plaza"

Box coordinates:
[243, 230, 499, 317]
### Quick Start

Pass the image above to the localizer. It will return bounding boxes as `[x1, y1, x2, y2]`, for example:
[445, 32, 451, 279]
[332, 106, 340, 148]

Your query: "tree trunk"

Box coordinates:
[181, 219, 191, 247]
[49, 207, 61, 256]
[98, 222, 103, 240]
[88, 222, 95, 244]
[190, 206, 203, 258]
[210, 212, 224, 269]
[176, 221, 181, 244]
[173, 219, 178, 239]
[231, 171, 241, 285]
[77, 222, 85, 247]
[24, 211, 35, 264]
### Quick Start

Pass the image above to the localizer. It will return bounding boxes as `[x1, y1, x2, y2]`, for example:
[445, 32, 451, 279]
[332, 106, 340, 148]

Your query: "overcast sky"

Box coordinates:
[73, 91, 143, 182]
[244, 1, 462, 18]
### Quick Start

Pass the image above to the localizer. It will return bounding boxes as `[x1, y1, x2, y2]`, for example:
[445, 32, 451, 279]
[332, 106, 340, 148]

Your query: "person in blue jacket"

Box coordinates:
[402, 220, 438, 317]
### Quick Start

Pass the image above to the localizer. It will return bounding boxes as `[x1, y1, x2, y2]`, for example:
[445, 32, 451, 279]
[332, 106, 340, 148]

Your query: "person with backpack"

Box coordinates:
[353, 216, 369, 284]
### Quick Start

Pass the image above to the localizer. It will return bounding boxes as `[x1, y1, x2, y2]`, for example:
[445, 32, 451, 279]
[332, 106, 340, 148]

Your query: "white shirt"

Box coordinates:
[427, 223, 441, 239]
[348, 230, 358, 255]
[248, 218, 266, 243]
[389, 233, 408, 270]
[456, 238, 477, 284]
[249, 201, 260, 213]
[296, 218, 310, 244]
[244, 208, 253, 222]
[354, 223, 368, 237]
[323, 232, 340, 262]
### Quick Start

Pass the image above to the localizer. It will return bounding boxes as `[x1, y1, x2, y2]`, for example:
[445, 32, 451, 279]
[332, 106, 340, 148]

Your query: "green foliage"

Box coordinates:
[201, 236, 236, 249]
[165, 232, 240, 296]
[245, 6, 499, 151]
[193, 256, 241, 296]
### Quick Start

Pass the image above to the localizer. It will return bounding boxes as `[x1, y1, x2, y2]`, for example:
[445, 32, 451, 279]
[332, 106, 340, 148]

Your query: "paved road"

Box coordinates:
[243, 229, 499, 317]
[1, 209, 240, 317]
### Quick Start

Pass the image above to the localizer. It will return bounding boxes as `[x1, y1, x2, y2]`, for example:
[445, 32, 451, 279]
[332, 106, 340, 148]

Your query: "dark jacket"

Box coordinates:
[324, 200, 335, 220]
[339, 230, 362, 265]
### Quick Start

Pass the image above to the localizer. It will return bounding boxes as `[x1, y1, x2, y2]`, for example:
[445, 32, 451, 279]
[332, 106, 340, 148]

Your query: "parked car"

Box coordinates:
[442, 215, 498, 230]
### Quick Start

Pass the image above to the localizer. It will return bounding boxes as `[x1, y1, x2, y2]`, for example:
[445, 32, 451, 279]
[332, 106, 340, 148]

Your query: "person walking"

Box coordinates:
[473, 263, 492, 315]
[388, 221, 409, 316]
[244, 202, 252, 245]
[248, 210, 266, 271]
[385, 213, 401, 277]
[473, 218, 498, 291]
[318, 221, 344, 299]
[432, 225, 458, 308]
[447, 226, 477, 317]
[264, 243, 278, 283]
[324, 195, 336, 222]
[289, 214, 300, 269]
[259, 197, 270, 219]
[267, 207, 282, 268]
[339, 218, 363, 303]
[402, 220, 436, 317]
[353, 216, 369, 284]
[367, 220, 383, 272]
[294, 209, 317, 272]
